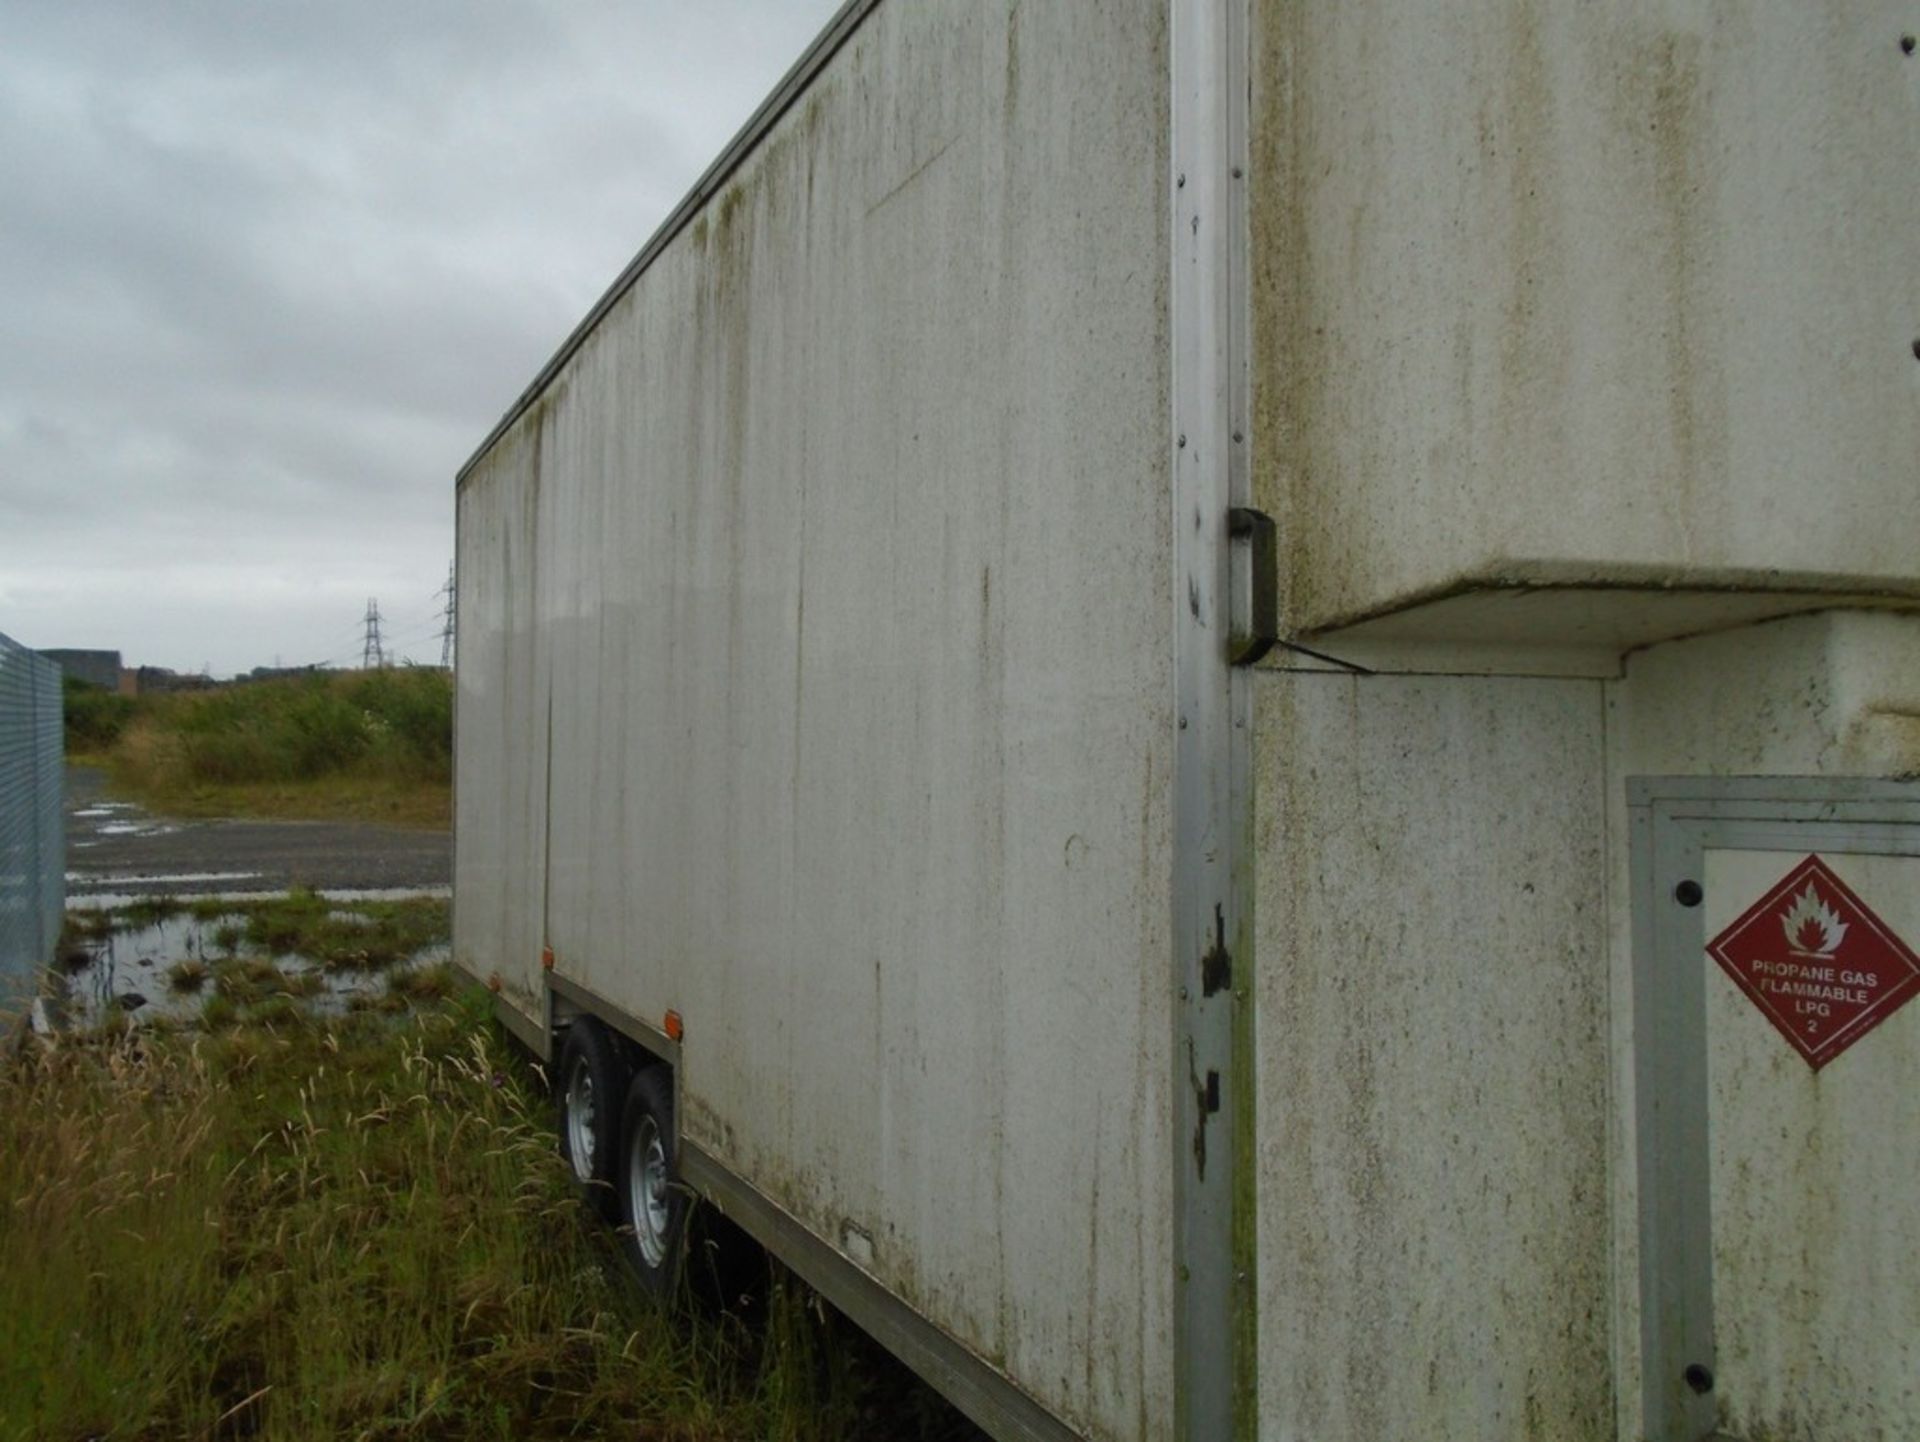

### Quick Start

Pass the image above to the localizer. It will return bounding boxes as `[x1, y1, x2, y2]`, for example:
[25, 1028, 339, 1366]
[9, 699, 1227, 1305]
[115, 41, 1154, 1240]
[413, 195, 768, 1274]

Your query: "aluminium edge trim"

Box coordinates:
[1627, 776, 1920, 1440]
[679, 1142, 1085, 1442]
[1627, 774, 1920, 814]
[540, 973, 1072, 1438]
[546, 969, 681, 1070]
[455, 0, 887, 487]
[450, 956, 550, 1058]
[1171, 0, 1254, 1438]
[473, 969, 1073, 1437]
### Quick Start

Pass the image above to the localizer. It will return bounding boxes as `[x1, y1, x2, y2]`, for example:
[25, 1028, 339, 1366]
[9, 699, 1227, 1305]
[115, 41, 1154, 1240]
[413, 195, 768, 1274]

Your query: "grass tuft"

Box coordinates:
[119, 895, 186, 929]
[214, 955, 287, 1006]
[62, 911, 115, 946]
[390, 962, 455, 1003]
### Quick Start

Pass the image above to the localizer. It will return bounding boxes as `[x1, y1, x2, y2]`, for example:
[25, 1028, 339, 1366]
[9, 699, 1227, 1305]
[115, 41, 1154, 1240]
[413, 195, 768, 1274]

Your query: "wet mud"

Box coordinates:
[65, 766, 450, 903]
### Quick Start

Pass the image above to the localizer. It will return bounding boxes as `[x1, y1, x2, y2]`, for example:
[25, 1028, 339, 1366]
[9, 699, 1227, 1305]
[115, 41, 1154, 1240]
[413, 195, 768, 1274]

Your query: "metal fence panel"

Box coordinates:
[0, 631, 63, 1018]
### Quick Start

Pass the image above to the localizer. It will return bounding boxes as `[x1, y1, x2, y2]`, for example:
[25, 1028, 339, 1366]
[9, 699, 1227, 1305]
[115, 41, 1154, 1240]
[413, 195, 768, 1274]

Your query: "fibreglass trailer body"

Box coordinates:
[454, 3, 1920, 1438]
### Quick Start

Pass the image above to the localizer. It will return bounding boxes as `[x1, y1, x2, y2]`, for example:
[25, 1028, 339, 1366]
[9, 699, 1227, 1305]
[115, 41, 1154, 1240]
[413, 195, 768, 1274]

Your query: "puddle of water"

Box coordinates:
[66, 883, 447, 911]
[81, 871, 265, 886]
[68, 878, 269, 908]
[95, 821, 179, 838]
[72, 804, 136, 818]
[321, 886, 452, 903]
[54, 914, 236, 1028]
[49, 910, 446, 1032]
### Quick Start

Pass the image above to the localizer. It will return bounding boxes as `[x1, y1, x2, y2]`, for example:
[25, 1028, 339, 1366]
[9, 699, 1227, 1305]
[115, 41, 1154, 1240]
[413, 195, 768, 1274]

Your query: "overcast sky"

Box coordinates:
[0, 0, 841, 676]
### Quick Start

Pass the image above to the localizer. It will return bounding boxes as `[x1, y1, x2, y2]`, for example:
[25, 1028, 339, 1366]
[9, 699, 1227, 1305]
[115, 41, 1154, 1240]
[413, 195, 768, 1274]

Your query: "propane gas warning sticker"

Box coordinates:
[1706, 854, 1920, 1071]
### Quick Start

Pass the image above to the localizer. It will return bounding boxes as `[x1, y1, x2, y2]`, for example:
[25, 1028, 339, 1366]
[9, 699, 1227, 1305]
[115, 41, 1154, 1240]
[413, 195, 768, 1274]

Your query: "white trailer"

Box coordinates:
[454, 3, 1920, 1438]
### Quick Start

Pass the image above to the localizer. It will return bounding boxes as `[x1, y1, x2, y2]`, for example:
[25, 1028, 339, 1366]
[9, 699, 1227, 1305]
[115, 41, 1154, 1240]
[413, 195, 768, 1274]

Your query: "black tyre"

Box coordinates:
[618, 1065, 687, 1297]
[556, 1018, 627, 1220]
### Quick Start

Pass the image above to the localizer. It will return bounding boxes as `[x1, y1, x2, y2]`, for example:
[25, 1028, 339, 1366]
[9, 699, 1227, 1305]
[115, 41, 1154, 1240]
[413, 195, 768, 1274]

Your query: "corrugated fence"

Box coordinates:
[0, 631, 63, 1018]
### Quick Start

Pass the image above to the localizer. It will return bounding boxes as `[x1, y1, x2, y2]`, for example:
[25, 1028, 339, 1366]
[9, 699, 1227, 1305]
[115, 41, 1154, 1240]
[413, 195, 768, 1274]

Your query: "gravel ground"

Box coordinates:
[65, 765, 451, 903]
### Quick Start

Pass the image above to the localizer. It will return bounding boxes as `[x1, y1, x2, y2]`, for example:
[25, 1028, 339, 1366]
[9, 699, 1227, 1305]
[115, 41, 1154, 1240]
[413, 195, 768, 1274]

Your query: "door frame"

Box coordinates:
[1628, 776, 1920, 1441]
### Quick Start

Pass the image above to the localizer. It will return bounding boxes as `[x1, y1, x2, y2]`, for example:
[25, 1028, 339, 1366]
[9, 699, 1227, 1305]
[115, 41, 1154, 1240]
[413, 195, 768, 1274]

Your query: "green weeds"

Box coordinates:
[189, 895, 236, 922]
[27, 891, 977, 1440]
[61, 675, 136, 753]
[77, 891, 448, 976]
[0, 1001, 903, 1441]
[60, 894, 452, 1035]
[134, 668, 449, 786]
[60, 910, 115, 947]
[120, 894, 187, 928]
[390, 962, 455, 1003]
[241, 887, 449, 970]
[78, 667, 452, 828]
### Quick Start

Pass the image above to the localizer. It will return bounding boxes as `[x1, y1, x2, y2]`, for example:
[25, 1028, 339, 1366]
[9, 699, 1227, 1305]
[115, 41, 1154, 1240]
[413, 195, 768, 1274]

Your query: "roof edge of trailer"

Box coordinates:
[455, 0, 887, 488]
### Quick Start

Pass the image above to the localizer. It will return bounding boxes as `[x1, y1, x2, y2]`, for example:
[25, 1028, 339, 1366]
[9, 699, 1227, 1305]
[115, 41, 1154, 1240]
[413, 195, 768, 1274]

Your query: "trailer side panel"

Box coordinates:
[1254, 672, 1614, 1440]
[455, 420, 550, 1033]
[458, 3, 1176, 1436]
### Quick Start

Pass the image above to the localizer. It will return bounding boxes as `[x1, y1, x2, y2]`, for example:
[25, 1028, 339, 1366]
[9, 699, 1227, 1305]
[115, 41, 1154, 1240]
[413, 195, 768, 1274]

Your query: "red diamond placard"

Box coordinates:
[1707, 854, 1920, 1071]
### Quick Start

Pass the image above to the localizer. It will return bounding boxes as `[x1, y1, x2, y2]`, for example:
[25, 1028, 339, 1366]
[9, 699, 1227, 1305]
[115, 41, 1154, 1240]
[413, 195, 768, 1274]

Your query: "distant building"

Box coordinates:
[38, 648, 124, 692]
[131, 665, 215, 695]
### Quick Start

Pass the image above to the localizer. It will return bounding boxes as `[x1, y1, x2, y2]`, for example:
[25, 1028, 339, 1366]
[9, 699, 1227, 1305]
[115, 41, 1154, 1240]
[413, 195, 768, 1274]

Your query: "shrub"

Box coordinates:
[62, 677, 137, 754]
[99, 667, 453, 795]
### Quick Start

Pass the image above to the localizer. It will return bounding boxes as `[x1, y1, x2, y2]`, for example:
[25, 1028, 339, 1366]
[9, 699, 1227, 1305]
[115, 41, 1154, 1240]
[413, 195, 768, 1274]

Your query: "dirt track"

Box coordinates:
[65, 765, 451, 902]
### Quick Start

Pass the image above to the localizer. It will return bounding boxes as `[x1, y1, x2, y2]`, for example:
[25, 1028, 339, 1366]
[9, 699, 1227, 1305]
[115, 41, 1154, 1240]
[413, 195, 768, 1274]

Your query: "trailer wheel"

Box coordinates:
[557, 1018, 626, 1220]
[618, 1066, 686, 1296]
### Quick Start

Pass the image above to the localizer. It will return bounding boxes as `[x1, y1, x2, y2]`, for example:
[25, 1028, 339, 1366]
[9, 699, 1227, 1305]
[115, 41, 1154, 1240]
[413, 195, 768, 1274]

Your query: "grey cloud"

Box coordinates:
[0, 0, 840, 672]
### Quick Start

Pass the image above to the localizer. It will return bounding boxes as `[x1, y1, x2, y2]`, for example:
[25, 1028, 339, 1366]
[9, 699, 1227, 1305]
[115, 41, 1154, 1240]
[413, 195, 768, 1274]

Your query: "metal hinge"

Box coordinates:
[1227, 507, 1277, 666]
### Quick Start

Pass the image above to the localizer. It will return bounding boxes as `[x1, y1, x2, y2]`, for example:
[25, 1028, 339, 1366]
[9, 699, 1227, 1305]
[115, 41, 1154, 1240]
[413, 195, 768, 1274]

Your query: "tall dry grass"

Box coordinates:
[0, 1002, 907, 1441]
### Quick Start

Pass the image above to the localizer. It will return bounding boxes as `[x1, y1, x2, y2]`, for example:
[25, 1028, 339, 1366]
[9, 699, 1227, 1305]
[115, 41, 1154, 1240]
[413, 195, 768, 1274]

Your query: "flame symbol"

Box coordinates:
[1780, 883, 1848, 957]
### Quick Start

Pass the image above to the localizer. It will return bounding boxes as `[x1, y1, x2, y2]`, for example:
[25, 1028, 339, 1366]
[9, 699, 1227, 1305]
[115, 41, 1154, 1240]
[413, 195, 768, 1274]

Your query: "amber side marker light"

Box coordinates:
[541, 945, 555, 971]
[663, 1010, 684, 1043]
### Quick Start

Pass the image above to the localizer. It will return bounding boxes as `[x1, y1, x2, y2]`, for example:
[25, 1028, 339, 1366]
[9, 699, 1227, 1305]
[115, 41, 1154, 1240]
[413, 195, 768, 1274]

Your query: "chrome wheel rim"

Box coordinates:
[629, 1115, 671, 1268]
[564, 1056, 596, 1182]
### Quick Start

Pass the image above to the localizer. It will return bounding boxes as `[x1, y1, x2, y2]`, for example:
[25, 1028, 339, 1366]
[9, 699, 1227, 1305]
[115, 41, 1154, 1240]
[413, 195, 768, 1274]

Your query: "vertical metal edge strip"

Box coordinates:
[1634, 795, 1720, 1441]
[1223, 0, 1258, 1432]
[450, 497, 462, 1039]
[1660, 815, 1717, 1442]
[1631, 791, 1699, 1441]
[1171, 0, 1254, 1437]
[1627, 787, 1670, 1440]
